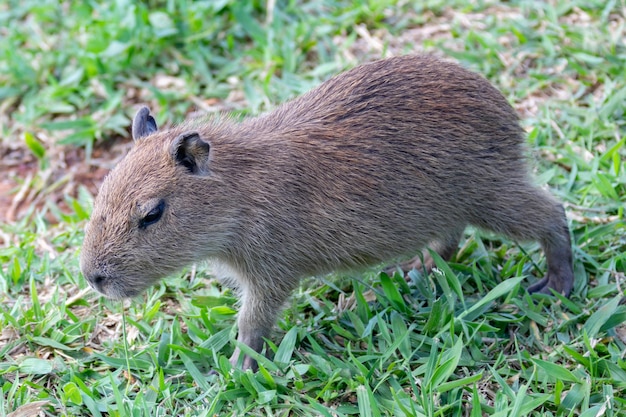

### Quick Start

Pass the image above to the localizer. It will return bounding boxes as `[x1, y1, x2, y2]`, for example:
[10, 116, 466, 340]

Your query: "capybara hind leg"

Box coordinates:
[391, 229, 463, 276]
[471, 187, 574, 296]
[526, 209, 574, 296]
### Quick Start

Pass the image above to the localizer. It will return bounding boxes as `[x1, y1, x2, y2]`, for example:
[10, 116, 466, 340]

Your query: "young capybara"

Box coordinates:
[80, 55, 574, 370]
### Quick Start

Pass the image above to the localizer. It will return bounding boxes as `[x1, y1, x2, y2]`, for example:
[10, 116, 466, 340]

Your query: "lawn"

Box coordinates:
[1, 0, 625, 416]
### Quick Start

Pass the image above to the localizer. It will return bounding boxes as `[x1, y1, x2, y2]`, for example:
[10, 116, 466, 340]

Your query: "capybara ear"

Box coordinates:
[170, 132, 211, 175]
[132, 106, 158, 140]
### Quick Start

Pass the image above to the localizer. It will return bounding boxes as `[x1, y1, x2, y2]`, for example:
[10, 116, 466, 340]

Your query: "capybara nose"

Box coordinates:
[87, 274, 106, 292]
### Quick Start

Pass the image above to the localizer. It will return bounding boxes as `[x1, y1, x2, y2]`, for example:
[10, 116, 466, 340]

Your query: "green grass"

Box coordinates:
[1, 0, 625, 415]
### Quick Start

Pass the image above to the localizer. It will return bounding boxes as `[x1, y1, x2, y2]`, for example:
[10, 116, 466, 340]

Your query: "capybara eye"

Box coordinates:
[139, 200, 165, 229]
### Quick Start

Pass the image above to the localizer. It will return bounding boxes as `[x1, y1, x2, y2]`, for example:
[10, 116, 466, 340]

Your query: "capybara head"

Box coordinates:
[80, 108, 231, 298]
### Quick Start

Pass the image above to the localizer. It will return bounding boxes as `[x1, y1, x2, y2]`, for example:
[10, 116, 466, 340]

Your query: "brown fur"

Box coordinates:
[80, 55, 574, 370]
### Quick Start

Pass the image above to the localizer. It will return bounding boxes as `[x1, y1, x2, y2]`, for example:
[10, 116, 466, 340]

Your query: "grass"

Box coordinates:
[1, 0, 625, 415]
